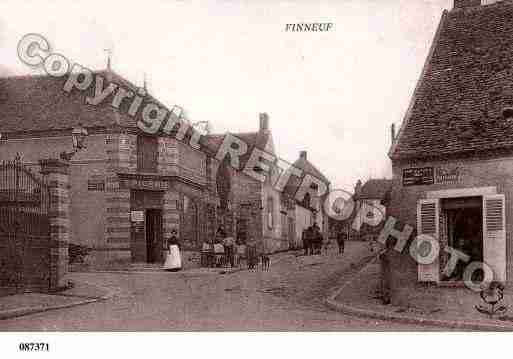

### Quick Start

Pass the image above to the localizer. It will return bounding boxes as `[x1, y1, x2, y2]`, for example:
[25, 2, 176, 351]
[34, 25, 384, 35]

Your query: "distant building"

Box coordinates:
[354, 179, 393, 241]
[329, 179, 392, 242]
[283, 151, 331, 248]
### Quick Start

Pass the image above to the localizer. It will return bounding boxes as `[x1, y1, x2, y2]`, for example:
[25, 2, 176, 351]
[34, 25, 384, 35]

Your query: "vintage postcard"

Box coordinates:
[0, 0, 511, 357]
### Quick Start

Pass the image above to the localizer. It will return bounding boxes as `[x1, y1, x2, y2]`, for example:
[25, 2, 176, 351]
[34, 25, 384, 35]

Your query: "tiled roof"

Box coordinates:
[291, 157, 330, 185]
[357, 179, 393, 200]
[204, 131, 271, 169]
[0, 70, 146, 133]
[0, 70, 219, 153]
[391, 0, 513, 160]
[282, 156, 330, 199]
[204, 132, 259, 151]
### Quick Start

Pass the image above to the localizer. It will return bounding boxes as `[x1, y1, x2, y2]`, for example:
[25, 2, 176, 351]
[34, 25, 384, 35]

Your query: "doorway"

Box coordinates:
[441, 196, 483, 281]
[146, 209, 163, 263]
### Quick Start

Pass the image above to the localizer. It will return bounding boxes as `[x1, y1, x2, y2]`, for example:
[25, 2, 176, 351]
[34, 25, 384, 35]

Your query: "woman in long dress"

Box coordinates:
[163, 229, 182, 271]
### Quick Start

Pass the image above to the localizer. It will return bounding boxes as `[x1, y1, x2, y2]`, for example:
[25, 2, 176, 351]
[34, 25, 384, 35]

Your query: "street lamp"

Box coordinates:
[60, 124, 89, 161]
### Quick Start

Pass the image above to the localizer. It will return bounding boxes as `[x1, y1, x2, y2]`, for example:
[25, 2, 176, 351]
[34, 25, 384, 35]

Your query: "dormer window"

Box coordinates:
[502, 107, 513, 123]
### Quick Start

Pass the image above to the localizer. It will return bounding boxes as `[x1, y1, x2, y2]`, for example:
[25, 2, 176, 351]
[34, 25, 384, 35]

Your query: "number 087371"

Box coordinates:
[18, 343, 50, 351]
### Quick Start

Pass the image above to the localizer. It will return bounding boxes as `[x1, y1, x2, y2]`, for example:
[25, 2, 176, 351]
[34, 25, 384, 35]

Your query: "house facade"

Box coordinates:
[0, 70, 330, 267]
[388, 0, 513, 297]
[353, 179, 392, 242]
[283, 151, 331, 248]
[328, 179, 392, 242]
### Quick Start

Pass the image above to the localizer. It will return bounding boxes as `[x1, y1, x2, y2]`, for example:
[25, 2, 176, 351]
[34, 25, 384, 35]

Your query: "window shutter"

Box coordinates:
[417, 199, 440, 282]
[483, 194, 506, 282]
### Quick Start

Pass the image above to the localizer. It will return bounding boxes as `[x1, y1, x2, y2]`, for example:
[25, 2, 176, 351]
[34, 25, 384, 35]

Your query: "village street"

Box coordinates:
[0, 242, 439, 331]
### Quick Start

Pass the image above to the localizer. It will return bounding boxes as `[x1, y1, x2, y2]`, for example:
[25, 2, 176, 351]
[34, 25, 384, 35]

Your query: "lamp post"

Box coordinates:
[60, 124, 89, 161]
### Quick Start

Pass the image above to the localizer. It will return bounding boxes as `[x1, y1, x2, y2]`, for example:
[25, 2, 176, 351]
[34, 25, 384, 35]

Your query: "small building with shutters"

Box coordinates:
[388, 0, 513, 296]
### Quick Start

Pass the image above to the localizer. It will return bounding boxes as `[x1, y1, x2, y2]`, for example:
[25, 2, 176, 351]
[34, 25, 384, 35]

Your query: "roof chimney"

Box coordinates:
[453, 0, 481, 9]
[300, 151, 307, 160]
[259, 113, 269, 131]
[391, 123, 396, 146]
[259, 112, 269, 131]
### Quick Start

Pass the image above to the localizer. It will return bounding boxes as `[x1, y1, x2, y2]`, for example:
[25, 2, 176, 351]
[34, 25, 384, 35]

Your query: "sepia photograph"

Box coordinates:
[1, 0, 512, 357]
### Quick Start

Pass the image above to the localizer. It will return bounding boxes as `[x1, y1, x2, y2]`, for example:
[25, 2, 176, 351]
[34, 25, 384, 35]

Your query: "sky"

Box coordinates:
[0, 0, 453, 192]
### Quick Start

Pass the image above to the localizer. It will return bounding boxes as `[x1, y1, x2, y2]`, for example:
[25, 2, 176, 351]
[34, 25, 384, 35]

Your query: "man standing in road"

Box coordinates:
[336, 227, 347, 255]
[223, 234, 236, 268]
[302, 226, 311, 256]
[312, 223, 323, 255]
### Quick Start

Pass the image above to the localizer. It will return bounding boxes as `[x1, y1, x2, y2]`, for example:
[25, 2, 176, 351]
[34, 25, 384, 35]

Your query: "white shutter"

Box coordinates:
[483, 194, 506, 282]
[417, 199, 440, 282]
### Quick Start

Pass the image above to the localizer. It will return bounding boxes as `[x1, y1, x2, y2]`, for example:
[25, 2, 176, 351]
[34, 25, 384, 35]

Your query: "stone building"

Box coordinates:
[388, 0, 513, 299]
[0, 69, 330, 267]
[203, 113, 289, 253]
[329, 179, 391, 242]
[283, 151, 331, 248]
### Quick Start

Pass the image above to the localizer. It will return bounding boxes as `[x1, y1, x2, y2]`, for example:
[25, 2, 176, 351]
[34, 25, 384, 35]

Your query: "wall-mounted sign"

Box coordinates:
[402, 167, 434, 187]
[120, 178, 169, 191]
[130, 210, 144, 222]
[435, 167, 461, 185]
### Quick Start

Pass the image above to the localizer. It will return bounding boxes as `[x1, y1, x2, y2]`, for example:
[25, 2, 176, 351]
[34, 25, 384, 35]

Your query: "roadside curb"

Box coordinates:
[0, 282, 117, 321]
[325, 262, 513, 331]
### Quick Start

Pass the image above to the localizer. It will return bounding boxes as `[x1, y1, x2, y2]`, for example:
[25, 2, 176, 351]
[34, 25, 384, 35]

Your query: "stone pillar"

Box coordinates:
[40, 158, 71, 290]
[163, 190, 181, 239]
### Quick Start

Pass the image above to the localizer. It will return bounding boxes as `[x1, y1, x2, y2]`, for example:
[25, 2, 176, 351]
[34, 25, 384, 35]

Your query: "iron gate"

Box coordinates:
[0, 158, 51, 294]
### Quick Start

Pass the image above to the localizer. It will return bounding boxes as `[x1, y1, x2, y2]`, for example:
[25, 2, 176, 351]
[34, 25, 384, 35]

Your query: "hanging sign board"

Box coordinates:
[402, 167, 434, 187]
[435, 167, 461, 185]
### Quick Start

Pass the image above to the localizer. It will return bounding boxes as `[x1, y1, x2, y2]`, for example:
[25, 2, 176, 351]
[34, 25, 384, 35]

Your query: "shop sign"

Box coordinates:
[435, 167, 461, 185]
[120, 178, 169, 191]
[402, 167, 434, 186]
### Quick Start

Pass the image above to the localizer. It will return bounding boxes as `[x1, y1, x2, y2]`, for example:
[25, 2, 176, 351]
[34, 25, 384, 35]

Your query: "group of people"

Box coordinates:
[302, 223, 324, 256]
[164, 223, 348, 272]
[202, 227, 260, 268]
[302, 223, 347, 256]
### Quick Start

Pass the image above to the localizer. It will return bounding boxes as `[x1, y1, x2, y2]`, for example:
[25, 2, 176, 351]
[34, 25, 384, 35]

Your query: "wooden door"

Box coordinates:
[146, 209, 163, 263]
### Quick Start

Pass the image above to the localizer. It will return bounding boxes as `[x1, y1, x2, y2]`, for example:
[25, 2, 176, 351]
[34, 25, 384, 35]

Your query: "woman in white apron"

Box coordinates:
[163, 229, 182, 271]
